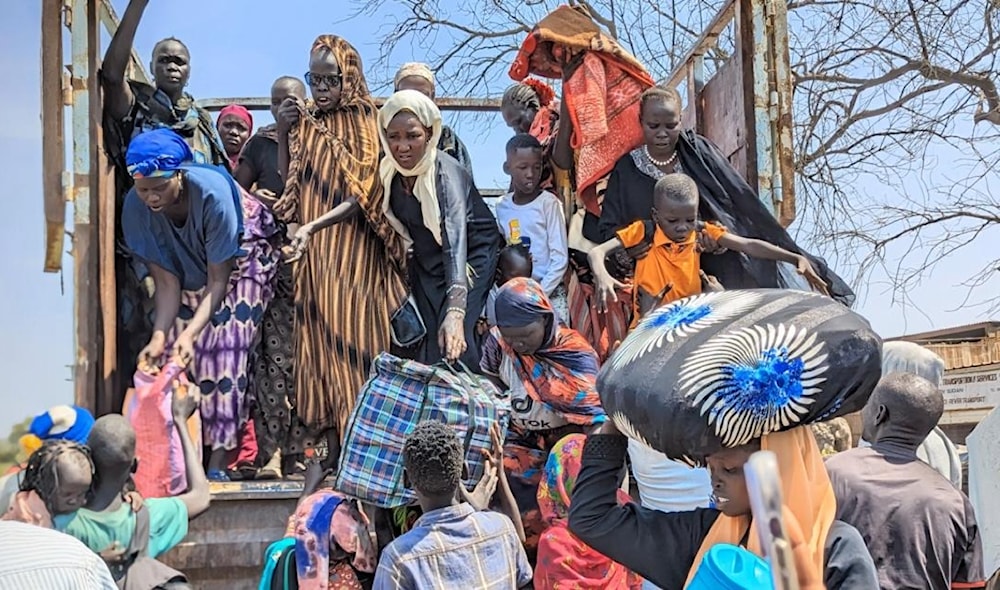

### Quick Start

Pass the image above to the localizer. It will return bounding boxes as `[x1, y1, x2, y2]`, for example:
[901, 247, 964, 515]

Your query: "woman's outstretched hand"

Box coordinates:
[171, 331, 196, 368]
[285, 224, 314, 263]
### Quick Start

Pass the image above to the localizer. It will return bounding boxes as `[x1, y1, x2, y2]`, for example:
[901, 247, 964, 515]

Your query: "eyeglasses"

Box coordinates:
[305, 72, 343, 89]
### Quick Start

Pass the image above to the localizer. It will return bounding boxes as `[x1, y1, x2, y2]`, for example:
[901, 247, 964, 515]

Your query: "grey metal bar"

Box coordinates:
[198, 96, 502, 113]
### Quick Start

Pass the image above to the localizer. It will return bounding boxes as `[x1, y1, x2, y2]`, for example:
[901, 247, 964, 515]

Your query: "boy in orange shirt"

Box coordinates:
[589, 173, 829, 326]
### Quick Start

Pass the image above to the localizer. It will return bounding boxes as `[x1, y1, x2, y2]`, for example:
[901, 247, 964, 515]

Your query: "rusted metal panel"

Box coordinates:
[68, 0, 103, 411]
[702, 56, 749, 178]
[159, 483, 304, 589]
[42, 0, 65, 273]
[746, 0, 776, 217]
[197, 96, 502, 113]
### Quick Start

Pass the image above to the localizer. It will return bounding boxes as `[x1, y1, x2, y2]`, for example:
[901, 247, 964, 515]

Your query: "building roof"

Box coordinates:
[888, 321, 1000, 345]
[888, 321, 1000, 370]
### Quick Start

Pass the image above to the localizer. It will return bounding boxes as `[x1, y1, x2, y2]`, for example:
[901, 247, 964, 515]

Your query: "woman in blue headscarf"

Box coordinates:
[122, 128, 280, 480]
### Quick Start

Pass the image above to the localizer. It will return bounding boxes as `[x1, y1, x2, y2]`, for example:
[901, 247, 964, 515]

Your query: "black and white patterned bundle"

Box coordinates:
[598, 289, 882, 463]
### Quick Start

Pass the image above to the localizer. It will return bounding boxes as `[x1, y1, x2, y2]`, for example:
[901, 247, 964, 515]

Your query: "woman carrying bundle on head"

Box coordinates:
[568, 289, 882, 590]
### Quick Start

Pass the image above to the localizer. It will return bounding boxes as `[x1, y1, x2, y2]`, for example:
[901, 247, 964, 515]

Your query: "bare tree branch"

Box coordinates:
[352, 0, 1000, 311]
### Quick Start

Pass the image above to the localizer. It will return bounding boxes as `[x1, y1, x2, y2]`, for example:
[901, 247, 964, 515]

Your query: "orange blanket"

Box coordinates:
[510, 5, 654, 216]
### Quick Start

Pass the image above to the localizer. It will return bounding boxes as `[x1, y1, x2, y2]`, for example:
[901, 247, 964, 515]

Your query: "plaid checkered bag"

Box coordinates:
[335, 352, 510, 508]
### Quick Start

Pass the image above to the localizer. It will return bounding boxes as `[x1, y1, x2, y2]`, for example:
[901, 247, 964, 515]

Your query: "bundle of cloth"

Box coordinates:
[509, 4, 654, 217]
[599, 289, 882, 586]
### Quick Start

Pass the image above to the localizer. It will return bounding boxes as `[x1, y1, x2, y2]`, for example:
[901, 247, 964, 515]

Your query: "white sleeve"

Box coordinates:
[540, 194, 569, 296]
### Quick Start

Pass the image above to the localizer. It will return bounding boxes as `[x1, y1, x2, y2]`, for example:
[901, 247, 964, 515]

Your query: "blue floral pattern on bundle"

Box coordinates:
[715, 347, 805, 422]
[611, 291, 765, 370]
[679, 322, 828, 447]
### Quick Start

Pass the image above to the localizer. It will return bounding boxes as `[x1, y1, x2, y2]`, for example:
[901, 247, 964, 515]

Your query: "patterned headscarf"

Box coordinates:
[394, 62, 435, 93]
[535, 434, 642, 589]
[490, 278, 605, 426]
[495, 276, 554, 330]
[538, 434, 621, 525]
[125, 128, 194, 178]
[311, 35, 375, 111]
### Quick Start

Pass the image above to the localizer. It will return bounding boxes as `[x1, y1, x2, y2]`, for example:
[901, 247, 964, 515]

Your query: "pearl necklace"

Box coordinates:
[645, 144, 678, 168]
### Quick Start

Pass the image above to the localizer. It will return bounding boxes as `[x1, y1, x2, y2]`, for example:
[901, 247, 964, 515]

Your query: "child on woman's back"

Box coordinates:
[589, 173, 829, 325]
[495, 134, 570, 321]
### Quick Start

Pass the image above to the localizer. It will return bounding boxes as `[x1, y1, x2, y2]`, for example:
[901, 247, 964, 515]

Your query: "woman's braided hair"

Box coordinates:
[502, 79, 556, 110]
[20, 439, 94, 513]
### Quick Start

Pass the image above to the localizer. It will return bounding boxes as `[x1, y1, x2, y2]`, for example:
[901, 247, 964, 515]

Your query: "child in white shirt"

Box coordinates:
[494, 134, 570, 322]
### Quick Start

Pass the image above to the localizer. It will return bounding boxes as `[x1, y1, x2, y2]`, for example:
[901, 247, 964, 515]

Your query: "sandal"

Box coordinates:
[207, 468, 230, 482]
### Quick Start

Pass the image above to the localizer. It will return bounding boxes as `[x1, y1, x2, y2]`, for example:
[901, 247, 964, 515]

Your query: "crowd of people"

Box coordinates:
[0, 0, 992, 588]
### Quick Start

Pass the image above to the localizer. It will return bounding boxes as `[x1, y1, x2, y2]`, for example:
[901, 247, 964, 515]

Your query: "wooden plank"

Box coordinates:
[41, 0, 65, 273]
[925, 337, 1000, 370]
[702, 56, 748, 177]
[661, 0, 737, 90]
[768, 0, 796, 226]
[97, 107, 117, 414]
[738, 0, 761, 195]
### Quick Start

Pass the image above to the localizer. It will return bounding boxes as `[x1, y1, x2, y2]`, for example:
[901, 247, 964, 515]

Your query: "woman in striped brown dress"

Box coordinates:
[273, 35, 408, 468]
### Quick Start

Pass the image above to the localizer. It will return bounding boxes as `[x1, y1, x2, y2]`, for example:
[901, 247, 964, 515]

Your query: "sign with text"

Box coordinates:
[942, 366, 1000, 411]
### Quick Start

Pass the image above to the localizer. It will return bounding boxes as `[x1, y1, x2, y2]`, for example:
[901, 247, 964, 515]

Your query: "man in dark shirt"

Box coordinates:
[826, 372, 986, 590]
[234, 76, 307, 196]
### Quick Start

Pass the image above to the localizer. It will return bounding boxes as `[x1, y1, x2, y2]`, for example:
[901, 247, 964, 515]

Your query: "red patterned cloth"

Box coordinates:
[510, 5, 654, 217]
[535, 434, 643, 589]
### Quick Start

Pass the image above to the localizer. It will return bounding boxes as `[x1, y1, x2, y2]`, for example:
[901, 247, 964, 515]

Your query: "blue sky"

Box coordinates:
[0, 0, 990, 435]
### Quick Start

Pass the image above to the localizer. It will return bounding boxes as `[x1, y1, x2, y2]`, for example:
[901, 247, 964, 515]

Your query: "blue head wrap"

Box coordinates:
[126, 128, 194, 178]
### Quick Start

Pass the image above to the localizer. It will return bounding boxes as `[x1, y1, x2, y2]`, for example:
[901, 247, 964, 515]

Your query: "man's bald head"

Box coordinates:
[862, 372, 943, 447]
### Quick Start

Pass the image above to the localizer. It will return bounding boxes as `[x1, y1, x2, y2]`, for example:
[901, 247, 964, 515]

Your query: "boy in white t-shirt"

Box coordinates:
[495, 134, 570, 321]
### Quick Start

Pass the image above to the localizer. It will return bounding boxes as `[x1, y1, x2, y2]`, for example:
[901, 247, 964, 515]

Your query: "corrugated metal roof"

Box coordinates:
[889, 321, 1000, 344]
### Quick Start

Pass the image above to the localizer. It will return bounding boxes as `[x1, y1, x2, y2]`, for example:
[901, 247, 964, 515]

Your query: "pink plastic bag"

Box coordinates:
[124, 362, 201, 498]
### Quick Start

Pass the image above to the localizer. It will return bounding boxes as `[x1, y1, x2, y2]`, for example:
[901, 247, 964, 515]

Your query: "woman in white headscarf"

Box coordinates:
[393, 62, 475, 178]
[378, 90, 503, 367]
[869, 341, 963, 488]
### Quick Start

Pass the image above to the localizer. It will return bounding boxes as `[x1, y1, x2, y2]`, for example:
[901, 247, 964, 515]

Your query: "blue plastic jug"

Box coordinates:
[688, 543, 773, 589]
